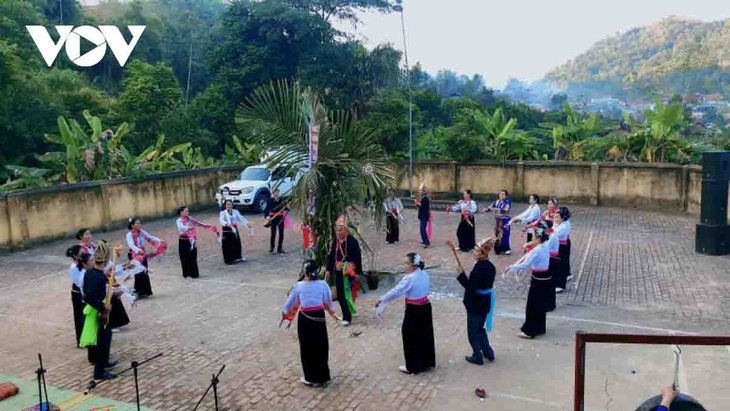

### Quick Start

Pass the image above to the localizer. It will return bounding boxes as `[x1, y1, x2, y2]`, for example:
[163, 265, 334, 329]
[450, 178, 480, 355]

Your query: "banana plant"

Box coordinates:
[38, 111, 132, 183]
[541, 103, 601, 160]
[0, 166, 51, 191]
[221, 135, 262, 165]
[136, 135, 192, 172]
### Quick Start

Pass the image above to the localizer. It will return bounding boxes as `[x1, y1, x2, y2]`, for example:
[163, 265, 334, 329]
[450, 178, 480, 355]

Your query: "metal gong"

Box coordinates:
[635, 393, 707, 411]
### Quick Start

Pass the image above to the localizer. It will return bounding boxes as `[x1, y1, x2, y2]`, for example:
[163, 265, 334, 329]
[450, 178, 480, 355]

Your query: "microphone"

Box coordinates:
[84, 380, 96, 395]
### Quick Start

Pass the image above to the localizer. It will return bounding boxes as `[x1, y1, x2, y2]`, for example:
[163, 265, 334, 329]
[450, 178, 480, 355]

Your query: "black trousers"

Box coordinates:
[87, 323, 112, 378]
[71, 288, 84, 347]
[334, 270, 351, 322]
[466, 310, 492, 361]
[298, 309, 331, 384]
[269, 218, 284, 251]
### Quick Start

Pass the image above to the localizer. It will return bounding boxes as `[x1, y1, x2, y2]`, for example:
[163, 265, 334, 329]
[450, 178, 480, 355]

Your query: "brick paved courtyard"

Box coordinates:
[0, 204, 729, 410]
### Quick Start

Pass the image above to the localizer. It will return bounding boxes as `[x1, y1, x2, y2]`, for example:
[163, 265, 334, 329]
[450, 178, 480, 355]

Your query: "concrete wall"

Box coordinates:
[2, 161, 726, 248]
[0, 167, 241, 248]
[397, 161, 712, 214]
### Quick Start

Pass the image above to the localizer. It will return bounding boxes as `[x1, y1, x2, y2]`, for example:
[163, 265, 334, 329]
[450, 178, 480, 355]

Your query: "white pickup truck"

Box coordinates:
[215, 165, 303, 212]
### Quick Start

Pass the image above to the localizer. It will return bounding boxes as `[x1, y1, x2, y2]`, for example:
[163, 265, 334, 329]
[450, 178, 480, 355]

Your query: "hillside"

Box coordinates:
[545, 17, 730, 97]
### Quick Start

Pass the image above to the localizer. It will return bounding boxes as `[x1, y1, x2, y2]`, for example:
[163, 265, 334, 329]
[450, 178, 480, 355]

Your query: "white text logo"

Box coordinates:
[26, 25, 146, 67]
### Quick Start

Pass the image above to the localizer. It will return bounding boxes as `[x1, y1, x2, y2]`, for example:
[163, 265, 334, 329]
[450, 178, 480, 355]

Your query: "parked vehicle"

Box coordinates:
[215, 165, 303, 212]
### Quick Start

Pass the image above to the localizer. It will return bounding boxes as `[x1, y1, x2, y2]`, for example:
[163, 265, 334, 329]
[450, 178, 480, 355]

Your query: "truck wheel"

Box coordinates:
[254, 191, 270, 213]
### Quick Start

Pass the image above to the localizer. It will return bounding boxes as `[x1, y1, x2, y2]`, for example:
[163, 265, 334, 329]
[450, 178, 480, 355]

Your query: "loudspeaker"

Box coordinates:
[699, 151, 729, 225]
[700, 180, 729, 224]
[701, 151, 730, 180]
[695, 224, 730, 255]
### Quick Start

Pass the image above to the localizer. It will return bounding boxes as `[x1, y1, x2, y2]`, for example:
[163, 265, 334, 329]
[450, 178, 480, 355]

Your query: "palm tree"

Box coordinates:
[236, 80, 396, 267]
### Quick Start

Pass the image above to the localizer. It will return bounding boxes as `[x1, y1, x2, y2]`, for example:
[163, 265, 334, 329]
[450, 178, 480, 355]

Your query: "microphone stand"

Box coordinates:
[193, 365, 226, 411]
[34, 353, 54, 411]
[85, 353, 163, 411]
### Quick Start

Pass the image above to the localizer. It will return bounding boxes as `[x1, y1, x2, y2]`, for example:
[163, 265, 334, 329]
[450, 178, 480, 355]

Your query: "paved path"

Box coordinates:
[0, 204, 728, 410]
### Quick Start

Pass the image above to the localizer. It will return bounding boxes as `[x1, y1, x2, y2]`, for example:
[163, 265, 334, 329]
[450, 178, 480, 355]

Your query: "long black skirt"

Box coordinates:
[179, 238, 199, 278]
[521, 276, 552, 338]
[403, 302, 436, 373]
[456, 217, 476, 251]
[555, 240, 572, 289]
[108, 295, 130, 329]
[71, 288, 84, 347]
[546, 257, 560, 312]
[385, 215, 399, 243]
[129, 252, 153, 297]
[297, 309, 330, 384]
[221, 227, 242, 264]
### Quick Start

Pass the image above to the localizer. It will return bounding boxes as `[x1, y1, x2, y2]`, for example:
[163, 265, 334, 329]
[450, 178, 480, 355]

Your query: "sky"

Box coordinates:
[335, 0, 730, 89]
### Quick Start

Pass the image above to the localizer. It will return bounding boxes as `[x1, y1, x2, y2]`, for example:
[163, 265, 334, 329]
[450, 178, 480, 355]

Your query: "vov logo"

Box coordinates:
[25, 25, 146, 67]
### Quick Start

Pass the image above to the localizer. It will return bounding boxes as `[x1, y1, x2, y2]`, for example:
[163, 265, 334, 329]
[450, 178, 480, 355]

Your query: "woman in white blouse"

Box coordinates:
[219, 200, 253, 264]
[507, 194, 542, 246]
[282, 260, 334, 387]
[504, 226, 552, 339]
[66, 245, 87, 347]
[448, 189, 478, 252]
[126, 217, 164, 297]
[375, 253, 436, 374]
[176, 205, 218, 279]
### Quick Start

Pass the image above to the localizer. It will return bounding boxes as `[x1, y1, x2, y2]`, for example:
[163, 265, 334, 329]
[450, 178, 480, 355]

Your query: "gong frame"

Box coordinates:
[574, 331, 730, 411]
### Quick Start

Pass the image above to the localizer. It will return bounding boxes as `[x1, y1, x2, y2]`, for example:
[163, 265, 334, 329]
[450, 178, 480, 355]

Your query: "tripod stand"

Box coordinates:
[85, 353, 163, 411]
[32, 353, 55, 411]
[193, 365, 226, 411]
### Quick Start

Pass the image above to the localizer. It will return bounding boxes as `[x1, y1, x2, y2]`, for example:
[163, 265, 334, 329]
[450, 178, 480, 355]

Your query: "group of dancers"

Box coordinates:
[65, 195, 290, 381]
[282, 185, 575, 387]
[64, 181, 573, 386]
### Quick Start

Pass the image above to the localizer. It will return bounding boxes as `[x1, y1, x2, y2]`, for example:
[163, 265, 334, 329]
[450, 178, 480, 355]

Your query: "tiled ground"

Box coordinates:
[1, 204, 728, 410]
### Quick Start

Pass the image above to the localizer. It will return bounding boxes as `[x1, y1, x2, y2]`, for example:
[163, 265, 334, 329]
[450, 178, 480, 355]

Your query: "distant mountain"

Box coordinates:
[545, 17, 730, 99]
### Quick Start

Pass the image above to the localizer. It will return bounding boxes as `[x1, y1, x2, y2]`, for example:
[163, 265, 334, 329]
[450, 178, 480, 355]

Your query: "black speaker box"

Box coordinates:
[695, 223, 730, 255]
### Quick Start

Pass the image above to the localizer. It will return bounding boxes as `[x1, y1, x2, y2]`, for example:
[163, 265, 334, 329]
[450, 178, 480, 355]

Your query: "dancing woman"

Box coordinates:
[485, 190, 512, 255]
[67, 245, 87, 347]
[177, 205, 218, 279]
[375, 253, 436, 375]
[384, 189, 404, 244]
[553, 207, 572, 293]
[448, 189, 477, 252]
[504, 226, 552, 339]
[282, 260, 335, 387]
[77, 228, 97, 256]
[453, 237, 497, 365]
[219, 200, 252, 264]
[126, 218, 164, 298]
[507, 194, 542, 245]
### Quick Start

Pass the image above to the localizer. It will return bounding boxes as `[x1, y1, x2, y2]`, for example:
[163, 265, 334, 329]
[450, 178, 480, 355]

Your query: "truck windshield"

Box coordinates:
[240, 168, 270, 181]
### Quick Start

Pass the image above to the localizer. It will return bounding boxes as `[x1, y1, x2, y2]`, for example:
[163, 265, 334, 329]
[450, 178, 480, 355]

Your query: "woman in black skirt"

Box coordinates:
[375, 252, 436, 374]
[126, 217, 164, 297]
[176, 205, 218, 279]
[553, 207, 573, 293]
[282, 260, 334, 386]
[219, 200, 253, 264]
[67, 245, 87, 347]
[505, 226, 552, 339]
[448, 190, 478, 252]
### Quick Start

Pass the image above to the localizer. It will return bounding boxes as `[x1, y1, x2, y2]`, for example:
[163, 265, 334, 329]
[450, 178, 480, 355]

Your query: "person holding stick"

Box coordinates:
[448, 237, 497, 365]
[265, 188, 289, 254]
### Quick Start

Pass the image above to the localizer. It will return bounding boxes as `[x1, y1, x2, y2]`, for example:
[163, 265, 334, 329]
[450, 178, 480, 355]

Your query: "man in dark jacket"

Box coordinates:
[265, 188, 289, 254]
[83, 242, 117, 380]
[456, 237, 497, 365]
[415, 184, 431, 248]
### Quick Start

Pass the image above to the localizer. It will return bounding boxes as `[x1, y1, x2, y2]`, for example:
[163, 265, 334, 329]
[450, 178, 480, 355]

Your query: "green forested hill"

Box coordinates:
[545, 18, 730, 97]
